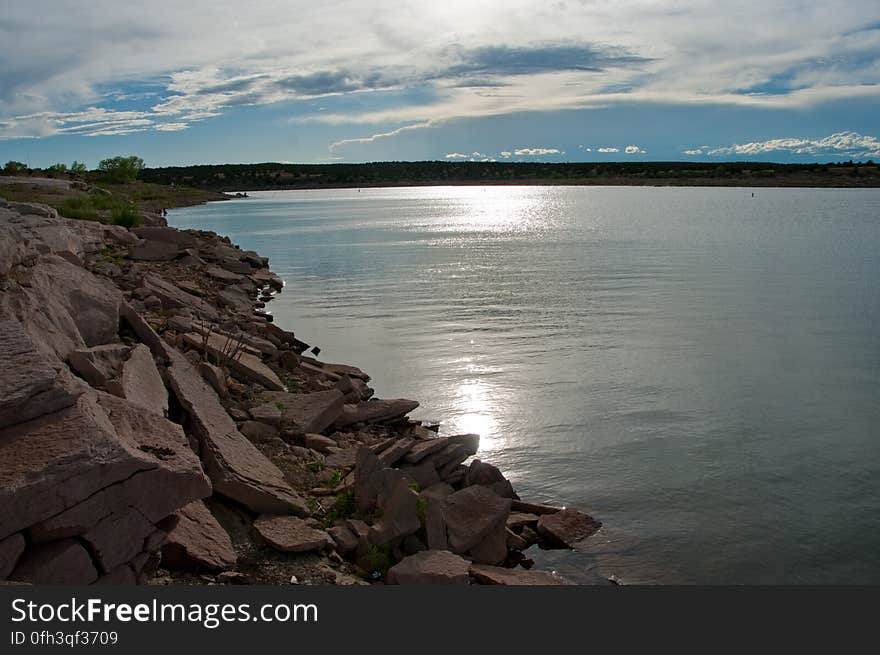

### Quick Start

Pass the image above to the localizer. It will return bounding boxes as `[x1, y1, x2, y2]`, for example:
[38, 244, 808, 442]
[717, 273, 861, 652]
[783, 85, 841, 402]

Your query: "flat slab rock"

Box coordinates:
[536, 508, 602, 548]
[334, 398, 419, 427]
[161, 501, 237, 571]
[255, 389, 345, 433]
[253, 515, 332, 553]
[469, 564, 570, 586]
[386, 550, 471, 585]
[165, 346, 308, 516]
[183, 331, 284, 391]
[120, 344, 168, 416]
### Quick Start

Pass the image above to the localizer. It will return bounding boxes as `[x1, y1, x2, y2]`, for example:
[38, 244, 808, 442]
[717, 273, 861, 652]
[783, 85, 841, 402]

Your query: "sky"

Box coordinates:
[1, 0, 879, 167]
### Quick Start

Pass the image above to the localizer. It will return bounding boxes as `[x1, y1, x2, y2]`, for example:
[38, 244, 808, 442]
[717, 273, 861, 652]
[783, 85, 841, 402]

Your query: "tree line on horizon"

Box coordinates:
[3, 156, 878, 189]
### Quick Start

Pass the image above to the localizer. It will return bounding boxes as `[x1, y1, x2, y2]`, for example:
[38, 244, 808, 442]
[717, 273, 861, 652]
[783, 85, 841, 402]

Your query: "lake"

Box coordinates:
[169, 185, 880, 584]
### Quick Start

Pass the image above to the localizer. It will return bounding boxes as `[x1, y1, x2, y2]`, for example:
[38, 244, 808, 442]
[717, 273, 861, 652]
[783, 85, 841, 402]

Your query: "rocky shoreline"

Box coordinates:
[0, 184, 609, 586]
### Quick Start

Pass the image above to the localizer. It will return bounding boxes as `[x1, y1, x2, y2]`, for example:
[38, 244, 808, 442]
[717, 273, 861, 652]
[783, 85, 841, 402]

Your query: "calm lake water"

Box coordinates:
[170, 186, 880, 584]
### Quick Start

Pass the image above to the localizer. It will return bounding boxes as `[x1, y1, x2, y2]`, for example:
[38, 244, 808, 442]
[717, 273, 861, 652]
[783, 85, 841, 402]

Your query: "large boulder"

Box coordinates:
[165, 347, 308, 516]
[443, 485, 511, 555]
[11, 255, 122, 359]
[0, 319, 81, 429]
[385, 550, 471, 585]
[161, 501, 237, 571]
[27, 390, 210, 543]
[0, 392, 182, 541]
[368, 477, 420, 546]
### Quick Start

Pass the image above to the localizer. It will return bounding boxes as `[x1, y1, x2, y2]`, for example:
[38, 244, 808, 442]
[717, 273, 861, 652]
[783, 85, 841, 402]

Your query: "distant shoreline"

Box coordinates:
[140, 160, 880, 192]
[213, 178, 880, 192]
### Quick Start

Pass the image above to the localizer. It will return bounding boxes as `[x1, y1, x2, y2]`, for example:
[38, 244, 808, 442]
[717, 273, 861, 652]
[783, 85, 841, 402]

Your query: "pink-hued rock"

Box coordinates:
[469, 564, 570, 586]
[82, 507, 156, 572]
[0, 319, 81, 430]
[120, 344, 168, 416]
[161, 501, 237, 571]
[386, 550, 470, 585]
[444, 485, 512, 555]
[0, 393, 159, 541]
[368, 477, 420, 546]
[0, 533, 25, 579]
[28, 391, 210, 545]
[165, 347, 308, 516]
[182, 331, 284, 391]
[334, 398, 419, 427]
[253, 515, 332, 553]
[253, 390, 345, 433]
[536, 508, 602, 548]
[10, 540, 99, 585]
[142, 274, 219, 320]
[68, 343, 130, 388]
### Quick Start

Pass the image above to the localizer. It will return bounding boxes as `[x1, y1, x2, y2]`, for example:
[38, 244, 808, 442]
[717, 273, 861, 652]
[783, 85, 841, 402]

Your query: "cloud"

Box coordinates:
[500, 151, 512, 158]
[597, 147, 619, 153]
[445, 152, 469, 158]
[705, 131, 880, 158]
[514, 147, 561, 155]
[624, 145, 645, 154]
[683, 148, 704, 155]
[329, 120, 436, 152]
[1, 1, 879, 146]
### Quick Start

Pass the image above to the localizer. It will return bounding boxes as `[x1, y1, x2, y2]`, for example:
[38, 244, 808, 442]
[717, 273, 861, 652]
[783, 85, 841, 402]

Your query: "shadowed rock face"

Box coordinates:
[165, 347, 308, 516]
[161, 501, 236, 571]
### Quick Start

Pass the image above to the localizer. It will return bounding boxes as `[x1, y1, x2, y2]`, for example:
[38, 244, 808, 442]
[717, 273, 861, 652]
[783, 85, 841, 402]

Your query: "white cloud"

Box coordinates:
[597, 147, 619, 153]
[445, 152, 469, 158]
[624, 145, 645, 154]
[500, 151, 512, 158]
[1, 1, 879, 145]
[706, 131, 880, 158]
[683, 148, 704, 155]
[514, 147, 561, 156]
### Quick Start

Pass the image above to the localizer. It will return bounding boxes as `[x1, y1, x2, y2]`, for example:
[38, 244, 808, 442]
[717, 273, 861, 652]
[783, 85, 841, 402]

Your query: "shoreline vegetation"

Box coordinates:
[0, 173, 609, 586]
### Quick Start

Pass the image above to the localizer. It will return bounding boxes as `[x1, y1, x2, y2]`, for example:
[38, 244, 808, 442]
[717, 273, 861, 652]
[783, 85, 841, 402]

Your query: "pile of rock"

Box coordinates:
[0, 194, 607, 586]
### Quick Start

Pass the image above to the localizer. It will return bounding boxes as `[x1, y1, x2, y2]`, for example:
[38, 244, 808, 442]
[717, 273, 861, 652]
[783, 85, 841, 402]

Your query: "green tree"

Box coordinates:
[70, 161, 88, 175]
[2, 161, 29, 175]
[46, 163, 68, 175]
[97, 155, 145, 183]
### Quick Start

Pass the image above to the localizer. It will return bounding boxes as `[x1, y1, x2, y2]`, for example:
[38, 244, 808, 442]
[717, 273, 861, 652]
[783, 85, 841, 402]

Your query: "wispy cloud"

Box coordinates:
[624, 145, 645, 154]
[598, 147, 619, 153]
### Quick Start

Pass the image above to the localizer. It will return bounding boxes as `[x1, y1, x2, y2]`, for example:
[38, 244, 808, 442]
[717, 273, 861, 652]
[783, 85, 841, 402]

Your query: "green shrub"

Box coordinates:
[98, 155, 145, 184]
[111, 202, 141, 228]
[58, 197, 100, 222]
